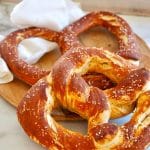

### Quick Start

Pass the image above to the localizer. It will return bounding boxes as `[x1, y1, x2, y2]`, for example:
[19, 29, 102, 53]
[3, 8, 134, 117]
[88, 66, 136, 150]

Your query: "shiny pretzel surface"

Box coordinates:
[17, 47, 150, 150]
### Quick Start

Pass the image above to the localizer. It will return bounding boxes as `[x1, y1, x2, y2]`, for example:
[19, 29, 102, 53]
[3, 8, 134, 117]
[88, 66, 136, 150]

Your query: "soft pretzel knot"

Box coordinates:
[0, 27, 59, 85]
[17, 47, 150, 149]
[60, 11, 140, 61]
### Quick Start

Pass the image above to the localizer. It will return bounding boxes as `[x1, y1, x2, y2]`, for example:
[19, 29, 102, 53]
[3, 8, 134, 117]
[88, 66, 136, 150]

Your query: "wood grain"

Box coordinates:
[0, 26, 149, 120]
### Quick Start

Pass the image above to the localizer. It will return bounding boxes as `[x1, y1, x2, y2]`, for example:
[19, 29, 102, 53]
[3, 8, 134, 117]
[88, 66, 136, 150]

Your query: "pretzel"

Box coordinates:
[0, 27, 59, 85]
[17, 47, 150, 149]
[60, 11, 140, 61]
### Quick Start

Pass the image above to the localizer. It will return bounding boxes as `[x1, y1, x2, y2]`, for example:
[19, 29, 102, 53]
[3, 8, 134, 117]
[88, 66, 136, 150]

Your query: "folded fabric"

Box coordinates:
[0, 57, 13, 84]
[11, 0, 85, 31]
[0, 34, 58, 65]
[0, 34, 14, 84]
[18, 38, 58, 64]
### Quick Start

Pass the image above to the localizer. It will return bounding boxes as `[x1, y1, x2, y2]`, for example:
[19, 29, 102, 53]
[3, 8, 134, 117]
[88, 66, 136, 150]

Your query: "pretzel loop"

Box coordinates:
[0, 27, 59, 85]
[60, 11, 140, 61]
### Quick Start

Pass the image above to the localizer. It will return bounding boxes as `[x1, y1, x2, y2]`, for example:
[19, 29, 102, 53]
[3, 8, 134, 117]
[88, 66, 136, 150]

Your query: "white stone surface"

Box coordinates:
[121, 15, 150, 47]
[0, 3, 150, 150]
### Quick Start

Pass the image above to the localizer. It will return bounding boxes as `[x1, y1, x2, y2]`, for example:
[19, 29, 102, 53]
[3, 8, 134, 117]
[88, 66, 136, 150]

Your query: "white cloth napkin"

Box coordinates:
[18, 38, 58, 64]
[11, 0, 85, 31]
[0, 35, 13, 84]
[0, 58, 13, 84]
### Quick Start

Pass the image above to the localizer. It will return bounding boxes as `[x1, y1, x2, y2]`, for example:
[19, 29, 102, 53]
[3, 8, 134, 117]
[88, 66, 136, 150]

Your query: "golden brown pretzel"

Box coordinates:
[17, 47, 150, 149]
[60, 11, 140, 61]
[0, 27, 58, 85]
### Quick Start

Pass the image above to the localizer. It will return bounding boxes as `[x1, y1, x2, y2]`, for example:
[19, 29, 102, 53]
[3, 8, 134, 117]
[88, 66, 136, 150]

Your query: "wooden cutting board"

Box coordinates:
[0, 26, 150, 120]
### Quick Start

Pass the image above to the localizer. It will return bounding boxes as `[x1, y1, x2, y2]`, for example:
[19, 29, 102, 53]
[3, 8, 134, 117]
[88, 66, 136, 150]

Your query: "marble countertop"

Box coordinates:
[0, 2, 150, 150]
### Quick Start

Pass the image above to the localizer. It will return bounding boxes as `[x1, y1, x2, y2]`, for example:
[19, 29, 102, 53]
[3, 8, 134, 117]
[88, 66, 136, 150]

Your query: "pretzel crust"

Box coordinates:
[17, 47, 150, 149]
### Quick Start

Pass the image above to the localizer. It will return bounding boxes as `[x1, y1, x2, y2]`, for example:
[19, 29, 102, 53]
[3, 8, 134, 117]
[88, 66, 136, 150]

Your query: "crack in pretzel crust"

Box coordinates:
[17, 47, 150, 150]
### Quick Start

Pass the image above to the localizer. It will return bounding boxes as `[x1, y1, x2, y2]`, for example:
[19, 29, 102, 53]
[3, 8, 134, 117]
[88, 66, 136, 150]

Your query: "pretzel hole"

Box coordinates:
[78, 26, 119, 53]
[55, 113, 133, 135]
[59, 120, 88, 135]
[109, 113, 133, 125]
[57, 113, 133, 135]
[18, 38, 61, 70]
[51, 107, 88, 134]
